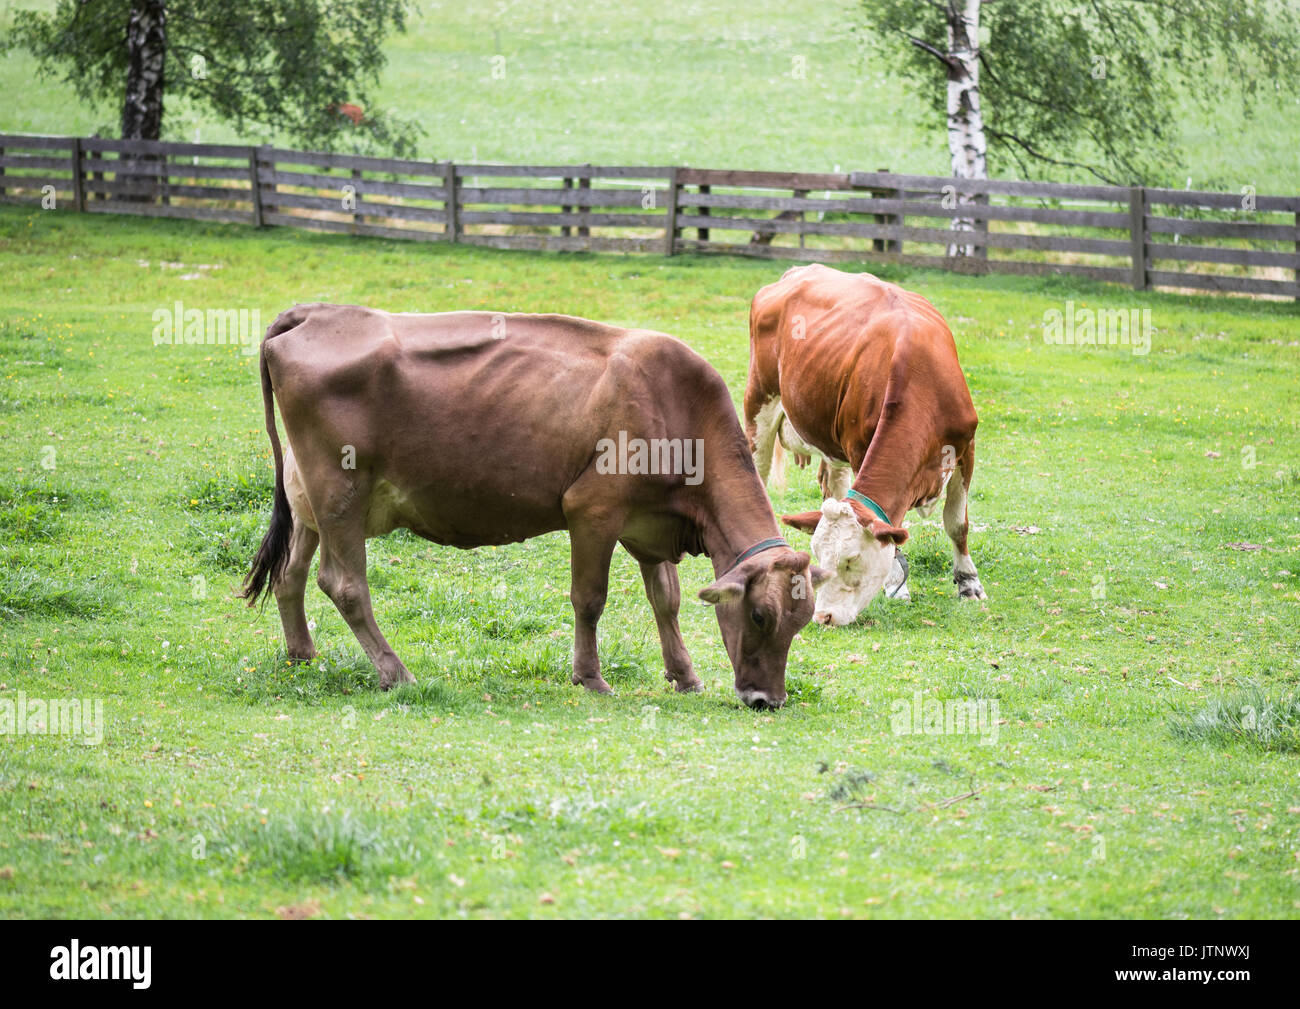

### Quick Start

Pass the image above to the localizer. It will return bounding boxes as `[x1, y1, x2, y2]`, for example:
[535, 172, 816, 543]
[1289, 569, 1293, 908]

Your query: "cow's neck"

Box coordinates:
[694, 463, 784, 578]
[848, 466, 911, 527]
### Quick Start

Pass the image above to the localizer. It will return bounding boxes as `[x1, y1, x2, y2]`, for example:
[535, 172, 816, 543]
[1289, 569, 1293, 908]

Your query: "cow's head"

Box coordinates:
[782, 498, 908, 626]
[698, 549, 829, 709]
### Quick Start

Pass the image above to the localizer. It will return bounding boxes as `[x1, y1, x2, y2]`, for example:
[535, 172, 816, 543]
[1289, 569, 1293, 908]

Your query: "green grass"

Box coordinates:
[1170, 682, 1300, 754]
[2, 0, 1298, 191]
[0, 203, 1298, 919]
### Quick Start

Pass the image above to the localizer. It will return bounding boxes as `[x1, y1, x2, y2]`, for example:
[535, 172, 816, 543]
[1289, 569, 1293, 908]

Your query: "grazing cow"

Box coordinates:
[242, 304, 827, 708]
[744, 264, 987, 626]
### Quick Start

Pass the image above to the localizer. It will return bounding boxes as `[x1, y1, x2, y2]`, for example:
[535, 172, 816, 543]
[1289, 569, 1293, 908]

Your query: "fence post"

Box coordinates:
[697, 183, 710, 242]
[444, 161, 458, 242]
[0, 144, 5, 199]
[870, 168, 901, 254]
[1129, 186, 1148, 290]
[561, 175, 572, 238]
[793, 188, 807, 249]
[89, 135, 105, 202]
[247, 147, 264, 228]
[257, 145, 276, 220]
[72, 139, 85, 212]
[1294, 201, 1299, 302]
[663, 167, 679, 256]
[351, 167, 363, 227]
[973, 190, 988, 270]
[578, 167, 591, 239]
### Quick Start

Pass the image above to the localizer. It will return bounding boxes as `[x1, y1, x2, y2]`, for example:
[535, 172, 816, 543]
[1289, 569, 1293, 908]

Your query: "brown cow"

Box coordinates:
[744, 264, 987, 626]
[242, 304, 826, 708]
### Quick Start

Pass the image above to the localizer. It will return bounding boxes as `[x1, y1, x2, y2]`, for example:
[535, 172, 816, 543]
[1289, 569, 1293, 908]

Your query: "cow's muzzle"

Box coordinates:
[736, 688, 787, 710]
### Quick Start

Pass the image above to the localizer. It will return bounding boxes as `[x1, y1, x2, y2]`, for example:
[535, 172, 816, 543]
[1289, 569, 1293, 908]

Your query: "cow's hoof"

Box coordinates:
[572, 672, 613, 695]
[286, 649, 318, 664]
[379, 669, 417, 691]
[671, 675, 705, 694]
[955, 575, 987, 600]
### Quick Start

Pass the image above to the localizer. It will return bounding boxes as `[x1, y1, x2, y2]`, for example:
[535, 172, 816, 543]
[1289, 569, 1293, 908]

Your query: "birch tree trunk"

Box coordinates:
[945, 0, 986, 256]
[120, 1, 167, 201]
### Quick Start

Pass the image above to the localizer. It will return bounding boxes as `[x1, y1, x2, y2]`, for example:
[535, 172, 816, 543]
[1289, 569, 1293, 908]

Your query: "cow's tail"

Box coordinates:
[769, 438, 787, 492]
[240, 308, 305, 606]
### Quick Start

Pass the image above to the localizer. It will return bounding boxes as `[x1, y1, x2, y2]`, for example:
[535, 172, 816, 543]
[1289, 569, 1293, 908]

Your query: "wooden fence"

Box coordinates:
[1, 133, 1296, 299]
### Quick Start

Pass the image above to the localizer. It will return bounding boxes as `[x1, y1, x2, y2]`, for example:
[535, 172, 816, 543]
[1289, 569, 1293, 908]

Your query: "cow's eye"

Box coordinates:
[751, 608, 768, 630]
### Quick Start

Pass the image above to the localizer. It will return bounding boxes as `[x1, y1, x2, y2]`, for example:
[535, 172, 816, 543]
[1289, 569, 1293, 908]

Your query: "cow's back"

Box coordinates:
[263, 304, 735, 545]
[748, 264, 975, 466]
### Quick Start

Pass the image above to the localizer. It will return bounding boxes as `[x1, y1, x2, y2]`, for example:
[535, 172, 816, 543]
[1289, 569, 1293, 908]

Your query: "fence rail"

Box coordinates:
[1, 133, 1295, 299]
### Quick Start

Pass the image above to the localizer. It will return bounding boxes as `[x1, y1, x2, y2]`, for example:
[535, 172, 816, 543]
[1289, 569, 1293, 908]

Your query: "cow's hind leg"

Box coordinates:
[310, 477, 414, 689]
[637, 559, 702, 693]
[749, 398, 783, 486]
[316, 530, 414, 689]
[276, 517, 320, 661]
[944, 443, 987, 600]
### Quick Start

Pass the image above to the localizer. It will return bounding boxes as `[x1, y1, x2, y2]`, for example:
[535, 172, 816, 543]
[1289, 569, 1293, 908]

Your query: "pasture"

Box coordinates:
[3, 0, 1298, 192]
[1, 203, 1298, 919]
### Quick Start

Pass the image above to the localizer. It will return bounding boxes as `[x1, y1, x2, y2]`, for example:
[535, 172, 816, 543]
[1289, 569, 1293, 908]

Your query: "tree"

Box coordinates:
[6, 0, 420, 155]
[857, 1, 1300, 191]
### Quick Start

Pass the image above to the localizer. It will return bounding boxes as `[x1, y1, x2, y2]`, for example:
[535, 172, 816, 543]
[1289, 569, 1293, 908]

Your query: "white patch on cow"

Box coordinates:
[809, 498, 894, 625]
[943, 475, 986, 599]
[823, 460, 853, 500]
[752, 398, 784, 485]
[779, 415, 817, 458]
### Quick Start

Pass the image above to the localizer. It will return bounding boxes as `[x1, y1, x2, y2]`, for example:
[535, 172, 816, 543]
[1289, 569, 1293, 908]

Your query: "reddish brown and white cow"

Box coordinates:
[744, 264, 987, 625]
[243, 304, 826, 708]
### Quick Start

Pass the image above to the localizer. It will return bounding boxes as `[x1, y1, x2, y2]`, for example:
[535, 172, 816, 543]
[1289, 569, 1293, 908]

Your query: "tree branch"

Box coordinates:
[907, 34, 959, 71]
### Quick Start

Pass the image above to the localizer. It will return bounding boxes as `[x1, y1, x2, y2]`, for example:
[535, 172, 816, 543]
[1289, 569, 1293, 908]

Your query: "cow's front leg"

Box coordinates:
[818, 459, 853, 501]
[943, 445, 987, 601]
[638, 560, 702, 693]
[883, 548, 911, 602]
[566, 516, 620, 695]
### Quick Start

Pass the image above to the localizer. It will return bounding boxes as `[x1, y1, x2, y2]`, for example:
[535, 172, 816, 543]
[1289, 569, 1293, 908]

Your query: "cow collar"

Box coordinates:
[845, 489, 890, 525]
[723, 537, 789, 574]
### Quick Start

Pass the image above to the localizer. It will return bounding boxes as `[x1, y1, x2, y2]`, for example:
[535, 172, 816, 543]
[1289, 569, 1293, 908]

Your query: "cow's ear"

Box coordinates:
[781, 510, 823, 533]
[699, 570, 748, 606]
[771, 550, 812, 574]
[870, 520, 908, 546]
[810, 564, 833, 590]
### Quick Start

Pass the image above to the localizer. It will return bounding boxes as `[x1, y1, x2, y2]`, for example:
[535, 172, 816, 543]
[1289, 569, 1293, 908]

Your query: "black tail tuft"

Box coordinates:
[240, 306, 306, 607]
[240, 479, 292, 607]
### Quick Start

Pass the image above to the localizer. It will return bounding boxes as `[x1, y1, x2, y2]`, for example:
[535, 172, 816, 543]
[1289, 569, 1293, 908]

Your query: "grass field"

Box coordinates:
[1, 203, 1297, 918]
[2, 0, 1299, 191]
